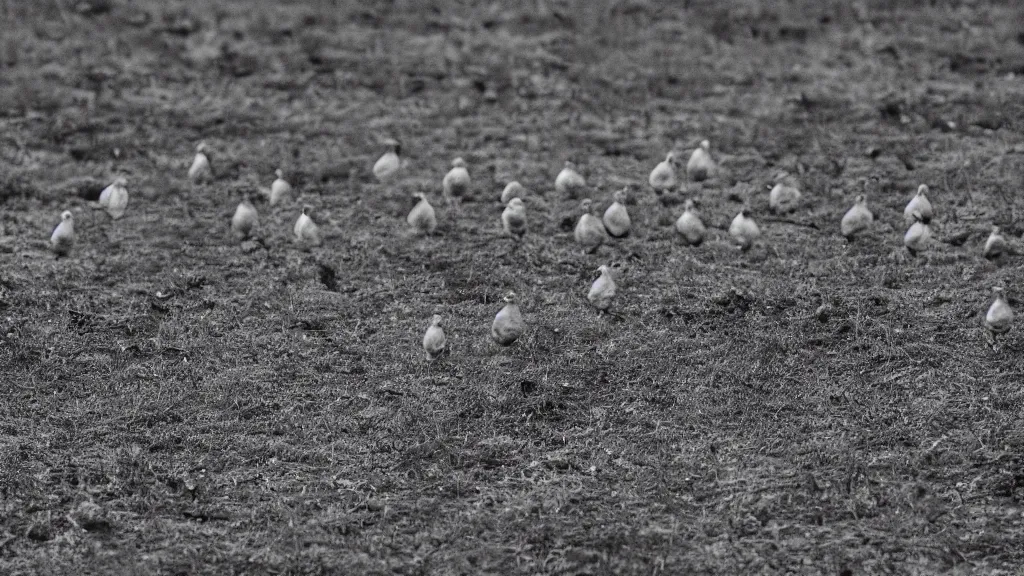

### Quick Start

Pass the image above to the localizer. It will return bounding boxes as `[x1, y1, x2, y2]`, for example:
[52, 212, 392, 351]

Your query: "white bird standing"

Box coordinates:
[501, 197, 527, 238]
[491, 291, 524, 346]
[602, 188, 631, 238]
[407, 192, 437, 235]
[188, 142, 211, 182]
[231, 200, 259, 240]
[675, 199, 706, 246]
[373, 138, 401, 181]
[555, 161, 586, 198]
[423, 314, 447, 360]
[501, 181, 525, 205]
[294, 205, 322, 249]
[270, 169, 291, 206]
[841, 195, 873, 239]
[729, 208, 760, 251]
[442, 157, 471, 208]
[984, 225, 1006, 260]
[574, 199, 609, 253]
[686, 140, 715, 182]
[985, 287, 1014, 348]
[904, 184, 933, 223]
[50, 210, 75, 257]
[904, 211, 931, 255]
[649, 151, 677, 192]
[98, 176, 129, 220]
[587, 265, 617, 312]
[768, 181, 802, 214]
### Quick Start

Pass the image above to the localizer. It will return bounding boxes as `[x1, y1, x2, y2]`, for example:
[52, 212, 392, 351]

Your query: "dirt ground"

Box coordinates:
[2, 0, 1024, 574]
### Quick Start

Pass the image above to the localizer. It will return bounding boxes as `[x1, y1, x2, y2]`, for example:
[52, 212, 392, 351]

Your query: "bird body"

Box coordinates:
[501, 181, 525, 205]
[841, 195, 873, 239]
[575, 199, 609, 253]
[231, 201, 259, 239]
[501, 198, 527, 238]
[986, 287, 1013, 339]
[491, 292, 524, 346]
[555, 161, 586, 198]
[904, 211, 931, 254]
[442, 157, 471, 206]
[904, 184, 933, 223]
[98, 177, 129, 220]
[729, 209, 760, 250]
[270, 169, 291, 206]
[294, 207, 322, 248]
[188, 143, 211, 182]
[768, 182, 801, 214]
[373, 139, 401, 181]
[649, 152, 677, 192]
[50, 211, 74, 257]
[984, 225, 1006, 259]
[602, 188, 631, 238]
[407, 193, 437, 234]
[587, 265, 616, 311]
[686, 140, 715, 182]
[675, 199, 706, 246]
[423, 315, 446, 360]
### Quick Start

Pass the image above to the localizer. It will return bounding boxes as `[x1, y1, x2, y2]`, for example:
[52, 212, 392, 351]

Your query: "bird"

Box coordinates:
[188, 142, 211, 182]
[270, 169, 291, 206]
[574, 199, 609, 253]
[491, 291, 524, 346]
[603, 188, 631, 238]
[442, 157, 471, 208]
[501, 197, 527, 238]
[985, 286, 1013, 348]
[904, 184, 933, 224]
[587, 265, 616, 312]
[984, 225, 1006, 260]
[50, 210, 74, 257]
[407, 192, 437, 235]
[231, 200, 259, 240]
[686, 140, 715, 182]
[294, 205, 322, 248]
[555, 161, 586, 198]
[98, 176, 129, 220]
[729, 208, 760, 250]
[422, 314, 446, 360]
[841, 195, 873, 239]
[768, 181, 802, 214]
[903, 210, 931, 255]
[675, 199, 706, 246]
[649, 151, 677, 192]
[501, 181, 525, 205]
[373, 138, 401, 181]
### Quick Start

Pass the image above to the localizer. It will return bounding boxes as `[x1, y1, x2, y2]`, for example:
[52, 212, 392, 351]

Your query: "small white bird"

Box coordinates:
[649, 151, 677, 192]
[985, 286, 1014, 347]
[98, 176, 129, 220]
[294, 205, 322, 249]
[769, 181, 802, 214]
[729, 208, 760, 251]
[423, 314, 446, 360]
[500, 181, 525, 205]
[686, 140, 715, 182]
[903, 210, 931, 255]
[373, 138, 401, 181]
[675, 199, 706, 246]
[501, 197, 527, 238]
[50, 210, 75, 257]
[555, 161, 586, 198]
[602, 188, 631, 238]
[574, 199, 609, 253]
[904, 184, 933, 223]
[407, 192, 437, 235]
[231, 200, 259, 240]
[188, 142, 211, 182]
[984, 225, 1006, 260]
[442, 157, 471, 208]
[491, 291, 524, 346]
[270, 169, 291, 206]
[841, 194, 873, 239]
[587, 264, 617, 312]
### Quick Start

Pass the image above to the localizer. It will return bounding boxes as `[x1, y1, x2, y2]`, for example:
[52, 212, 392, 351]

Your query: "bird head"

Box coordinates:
[61, 210, 73, 221]
[507, 197, 524, 209]
[384, 138, 400, 154]
[993, 286, 1007, 300]
[113, 176, 128, 187]
[855, 194, 866, 204]
[452, 157, 467, 168]
[991, 224, 1001, 234]
[275, 168, 284, 179]
[613, 188, 627, 204]
[597, 264, 610, 276]
[502, 291, 517, 304]
[917, 184, 928, 197]
[580, 198, 592, 213]
[301, 204, 313, 216]
[665, 151, 676, 164]
[564, 160, 576, 171]
[430, 314, 443, 326]
[699, 140, 710, 152]
[196, 142, 207, 153]
[684, 199, 696, 211]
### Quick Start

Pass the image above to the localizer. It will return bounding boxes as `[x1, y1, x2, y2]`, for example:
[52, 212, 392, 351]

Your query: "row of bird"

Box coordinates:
[44, 137, 1015, 354]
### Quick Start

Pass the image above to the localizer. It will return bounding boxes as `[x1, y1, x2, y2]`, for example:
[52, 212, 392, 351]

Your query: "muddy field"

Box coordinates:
[2, 0, 1024, 574]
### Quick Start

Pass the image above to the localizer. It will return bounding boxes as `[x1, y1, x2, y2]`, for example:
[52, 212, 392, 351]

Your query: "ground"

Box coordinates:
[2, 0, 1024, 574]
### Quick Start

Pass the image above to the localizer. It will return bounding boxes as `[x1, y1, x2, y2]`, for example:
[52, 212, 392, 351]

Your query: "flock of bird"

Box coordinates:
[44, 137, 1015, 360]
